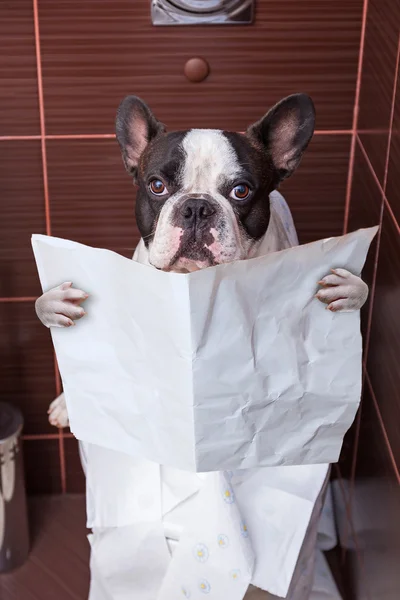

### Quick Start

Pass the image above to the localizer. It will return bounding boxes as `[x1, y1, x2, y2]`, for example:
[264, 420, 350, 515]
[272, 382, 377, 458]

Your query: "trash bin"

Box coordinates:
[0, 402, 29, 572]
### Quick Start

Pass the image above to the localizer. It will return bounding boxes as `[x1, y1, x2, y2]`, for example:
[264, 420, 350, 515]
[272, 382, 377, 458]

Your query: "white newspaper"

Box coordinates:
[32, 227, 377, 472]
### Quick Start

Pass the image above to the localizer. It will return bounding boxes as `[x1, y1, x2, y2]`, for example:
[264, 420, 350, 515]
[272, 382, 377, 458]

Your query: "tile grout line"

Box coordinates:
[0, 296, 37, 303]
[360, 33, 400, 371]
[33, 0, 67, 494]
[382, 33, 400, 192]
[341, 0, 368, 555]
[0, 135, 42, 141]
[0, 130, 353, 142]
[360, 178, 385, 366]
[346, 36, 400, 541]
[357, 135, 400, 235]
[343, 366, 388, 551]
[357, 40, 400, 493]
[365, 371, 400, 484]
[46, 133, 116, 139]
[23, 433, 75, 441]
[33, 0, 50, 236]
[344, 212, 384, 524]
[312, 130, 352, 135]
[343, 0, 369, 235]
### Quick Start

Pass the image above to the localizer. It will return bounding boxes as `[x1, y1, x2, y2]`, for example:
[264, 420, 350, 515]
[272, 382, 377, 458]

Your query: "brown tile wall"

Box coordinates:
[334, 0, 400, 597]
[4, 4, 399, 595]
[0, 1, 363, 498]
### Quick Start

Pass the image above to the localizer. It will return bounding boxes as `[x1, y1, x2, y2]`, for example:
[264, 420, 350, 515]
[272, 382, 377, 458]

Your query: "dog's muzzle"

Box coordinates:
[180, 197, 216, 222]
[179, 197, 217, 241]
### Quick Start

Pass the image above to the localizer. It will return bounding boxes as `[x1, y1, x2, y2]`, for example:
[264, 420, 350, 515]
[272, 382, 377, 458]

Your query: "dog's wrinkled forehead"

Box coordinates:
[180, 130, 241, 192]
[142, 129, 244, 191]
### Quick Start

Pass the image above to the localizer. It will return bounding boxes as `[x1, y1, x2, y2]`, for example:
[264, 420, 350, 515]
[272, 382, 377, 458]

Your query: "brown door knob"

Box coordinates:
[184, 57, 210, 83]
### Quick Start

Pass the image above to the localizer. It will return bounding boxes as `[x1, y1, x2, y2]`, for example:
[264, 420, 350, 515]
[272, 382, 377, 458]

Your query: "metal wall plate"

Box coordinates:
[151, 0, 254, 26]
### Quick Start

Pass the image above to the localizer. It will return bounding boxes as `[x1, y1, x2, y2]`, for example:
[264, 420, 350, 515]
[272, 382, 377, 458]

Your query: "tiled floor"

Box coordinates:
[0, 495, 90, 600]
[3, 496, 279, 599]
[0, 495, 346, 600]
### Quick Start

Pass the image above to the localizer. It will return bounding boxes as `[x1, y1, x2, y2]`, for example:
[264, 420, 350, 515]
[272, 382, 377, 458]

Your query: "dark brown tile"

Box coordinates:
[0, 302, 57, 434]
[337, 406, 361, 483]
[341, 549, 370, 600]
[358, 0, 400, 184]
[334, 549, 362, 600]
[334, 406, 377, 562]
[366, 209, 400, 471]
[28, 496, 90, 596]
[39, 0, 362, 133]
[331, 464, 353, 548]
[0, 141, 46, 298]
[386, 65, 400, 224]
[47, 139, 139, 249]
[0, 496, 90, 600]
[353, 381, 399, 489]
[23, 439, 61, 494]
[324, 548, 350, 600]
[347, 381, 400, 599]
[281, 135, 351, 244]
[115, 247, 136, 259]
[0, 1, 39, 136]
[348, 142, 383, 342]
[65, 437, 85, 494]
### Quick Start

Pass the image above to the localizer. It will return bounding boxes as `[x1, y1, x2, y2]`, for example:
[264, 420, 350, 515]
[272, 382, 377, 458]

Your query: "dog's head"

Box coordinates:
[116, 94, 315, 272]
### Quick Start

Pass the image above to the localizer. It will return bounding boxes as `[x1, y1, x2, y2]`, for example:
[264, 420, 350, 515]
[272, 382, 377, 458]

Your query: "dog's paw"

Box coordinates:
[48, 392, 69, 428]
[316, 268, 368, 312]
[35, 282, 89, 328]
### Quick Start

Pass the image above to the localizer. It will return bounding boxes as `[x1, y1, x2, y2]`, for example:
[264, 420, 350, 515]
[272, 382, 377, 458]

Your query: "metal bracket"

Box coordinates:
[151, 0, 254, 26]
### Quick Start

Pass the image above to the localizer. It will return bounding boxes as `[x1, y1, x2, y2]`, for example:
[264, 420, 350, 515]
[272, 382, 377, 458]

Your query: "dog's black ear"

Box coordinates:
[247, 94, 315, 182]
[115, 96, 166, 179]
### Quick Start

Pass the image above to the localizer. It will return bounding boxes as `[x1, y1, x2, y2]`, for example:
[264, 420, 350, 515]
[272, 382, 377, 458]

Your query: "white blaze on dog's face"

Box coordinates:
[116, 94, 315, 272]
[148, 130, 249, 272]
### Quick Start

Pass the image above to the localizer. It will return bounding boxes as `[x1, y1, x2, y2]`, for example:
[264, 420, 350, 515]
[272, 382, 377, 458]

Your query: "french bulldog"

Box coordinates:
[36, 93, 368, 428]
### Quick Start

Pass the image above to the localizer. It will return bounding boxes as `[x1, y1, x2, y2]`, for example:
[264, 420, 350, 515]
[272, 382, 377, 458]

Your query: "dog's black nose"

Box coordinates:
[180, 198, 216, 224]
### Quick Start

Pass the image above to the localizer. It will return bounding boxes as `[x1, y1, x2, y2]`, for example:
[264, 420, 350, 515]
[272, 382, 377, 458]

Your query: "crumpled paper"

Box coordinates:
[32, 227, 377, 472]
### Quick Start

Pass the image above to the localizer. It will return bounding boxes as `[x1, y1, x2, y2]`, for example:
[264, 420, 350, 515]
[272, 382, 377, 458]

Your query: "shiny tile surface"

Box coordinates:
[281, 135, 351, 243]
[23, 439, 61, 494]
[65, 437, 85, 494]
[39, 0, 362, 133]
[347, 381, 400, 599]
[0, 0, 39, 135]
[337, 7, 400, 595]
[0, 496, 90, 599]
[385, 65, 400, 224]
[337, 409, 360, 484]
[0, 302, 57, 435]
[357, 0, 400, 184]
[47, 139, 139, 249]
[0, 141, 46, 297]
[347, 142, 382, 342]
[366, 209, 400, 471]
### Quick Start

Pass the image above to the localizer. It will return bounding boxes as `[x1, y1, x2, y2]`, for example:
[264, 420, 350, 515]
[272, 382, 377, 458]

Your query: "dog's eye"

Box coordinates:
[149, 179, 168, 196]
[230, 184, 250, 201]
